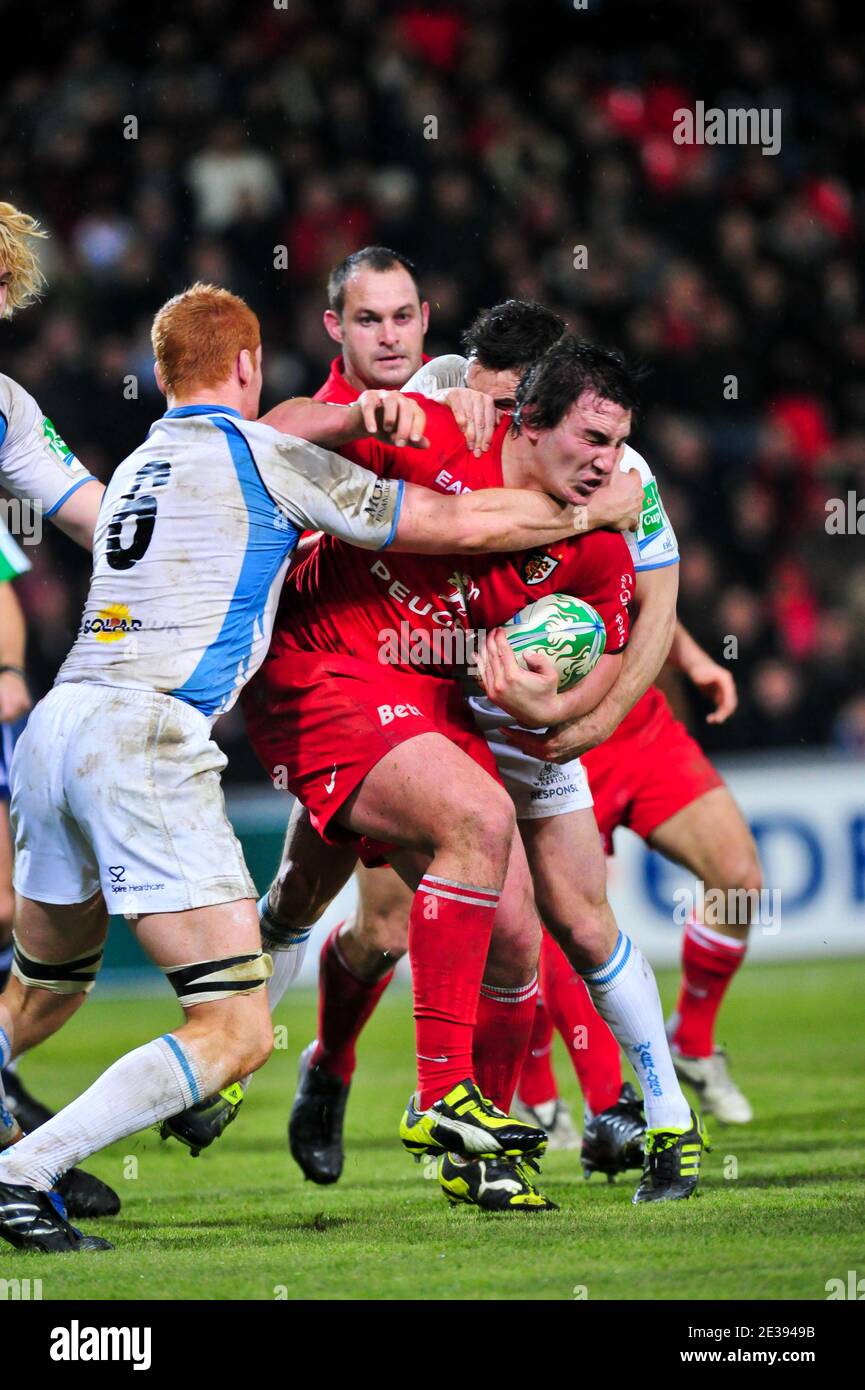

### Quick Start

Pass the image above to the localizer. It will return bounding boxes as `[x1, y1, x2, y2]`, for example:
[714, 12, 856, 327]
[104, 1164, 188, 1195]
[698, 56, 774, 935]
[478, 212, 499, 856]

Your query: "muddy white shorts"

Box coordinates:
[468, 696, 594, 821]
[10, 682, 256, 916]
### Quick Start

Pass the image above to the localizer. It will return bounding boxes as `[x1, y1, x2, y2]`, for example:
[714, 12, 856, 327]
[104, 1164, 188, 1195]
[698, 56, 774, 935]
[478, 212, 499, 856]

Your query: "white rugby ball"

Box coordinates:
[502, 592, 606, 691]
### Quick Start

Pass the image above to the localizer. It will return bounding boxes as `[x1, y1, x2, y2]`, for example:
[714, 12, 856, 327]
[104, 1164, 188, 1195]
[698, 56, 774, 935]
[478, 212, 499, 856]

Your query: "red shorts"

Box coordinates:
[582, 686, 724, 853]
[242, 647, 501, 852]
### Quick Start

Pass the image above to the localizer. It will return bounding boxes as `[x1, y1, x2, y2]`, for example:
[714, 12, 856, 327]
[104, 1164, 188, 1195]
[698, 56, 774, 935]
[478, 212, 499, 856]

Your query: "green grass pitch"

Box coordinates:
[2, 957, 863, 1301]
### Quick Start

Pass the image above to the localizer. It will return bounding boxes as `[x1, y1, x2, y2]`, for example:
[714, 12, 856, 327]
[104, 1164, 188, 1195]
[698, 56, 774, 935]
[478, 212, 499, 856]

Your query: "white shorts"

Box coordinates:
[468, 697, 593, 821]
[10, 682, 256, 916]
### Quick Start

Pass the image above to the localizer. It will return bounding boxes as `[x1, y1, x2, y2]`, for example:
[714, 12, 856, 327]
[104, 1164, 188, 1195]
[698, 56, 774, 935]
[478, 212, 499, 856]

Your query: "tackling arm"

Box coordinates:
[393, 481, 588, 555]
[261, 392, 428, 452]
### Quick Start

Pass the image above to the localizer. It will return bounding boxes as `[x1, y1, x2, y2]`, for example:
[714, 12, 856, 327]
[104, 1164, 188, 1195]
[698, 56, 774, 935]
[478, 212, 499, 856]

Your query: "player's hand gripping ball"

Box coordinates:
[501, 593, 605, 692]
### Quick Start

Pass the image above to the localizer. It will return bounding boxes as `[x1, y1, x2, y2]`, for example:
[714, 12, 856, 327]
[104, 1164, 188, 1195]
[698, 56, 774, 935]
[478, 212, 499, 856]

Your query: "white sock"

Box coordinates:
[0, 1034, 203, 1191]
[229, 895, 312, 1096]
[260, 894, 311, 1012]
[580, 932, 691, 1131]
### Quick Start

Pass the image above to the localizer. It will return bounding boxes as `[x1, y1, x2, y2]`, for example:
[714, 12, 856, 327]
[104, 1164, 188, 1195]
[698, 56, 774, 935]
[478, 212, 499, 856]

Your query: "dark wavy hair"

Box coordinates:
[513, 334, 642, 432]
[461, 299, 566, 372]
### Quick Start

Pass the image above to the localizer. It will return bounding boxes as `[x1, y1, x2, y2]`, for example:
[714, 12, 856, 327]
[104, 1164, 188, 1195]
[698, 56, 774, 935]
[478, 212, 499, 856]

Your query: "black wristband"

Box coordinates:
[0, 665, 26, 679]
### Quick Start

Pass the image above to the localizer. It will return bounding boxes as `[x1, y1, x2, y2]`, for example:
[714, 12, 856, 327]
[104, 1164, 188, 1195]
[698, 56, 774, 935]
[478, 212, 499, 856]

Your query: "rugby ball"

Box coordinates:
[502, 593, 605, 692]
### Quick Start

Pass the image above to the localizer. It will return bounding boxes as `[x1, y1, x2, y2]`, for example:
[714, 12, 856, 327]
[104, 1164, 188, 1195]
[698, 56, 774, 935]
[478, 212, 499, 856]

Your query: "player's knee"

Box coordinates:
[713, 839, 763, 899]
[734, 847, 763, 898]
[450, 782, 515, 866]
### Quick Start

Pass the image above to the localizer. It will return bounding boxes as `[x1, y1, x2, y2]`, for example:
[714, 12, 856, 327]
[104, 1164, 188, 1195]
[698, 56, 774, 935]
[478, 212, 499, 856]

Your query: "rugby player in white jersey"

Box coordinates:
[0, 203, 120, 1219]
[0, 282, 611, 1252]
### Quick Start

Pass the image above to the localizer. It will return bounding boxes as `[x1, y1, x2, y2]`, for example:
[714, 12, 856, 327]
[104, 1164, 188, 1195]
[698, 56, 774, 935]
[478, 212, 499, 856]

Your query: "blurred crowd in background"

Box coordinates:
[3, 0, 865, 775]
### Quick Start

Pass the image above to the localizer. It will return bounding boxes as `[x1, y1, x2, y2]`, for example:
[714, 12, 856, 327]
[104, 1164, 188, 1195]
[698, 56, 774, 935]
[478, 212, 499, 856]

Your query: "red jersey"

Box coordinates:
[269, 401, 634, 673]
[313, 354, 432, 405]
[313, 356, 363, 405]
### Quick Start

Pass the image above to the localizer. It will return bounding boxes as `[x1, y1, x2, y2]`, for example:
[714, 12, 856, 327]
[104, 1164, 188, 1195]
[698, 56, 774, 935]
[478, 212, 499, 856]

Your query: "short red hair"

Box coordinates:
[151, 282, 261, 396]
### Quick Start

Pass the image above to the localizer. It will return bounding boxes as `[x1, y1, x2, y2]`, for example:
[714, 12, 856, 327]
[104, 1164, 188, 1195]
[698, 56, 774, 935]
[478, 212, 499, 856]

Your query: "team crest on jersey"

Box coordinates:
[522, 551, 560, 586]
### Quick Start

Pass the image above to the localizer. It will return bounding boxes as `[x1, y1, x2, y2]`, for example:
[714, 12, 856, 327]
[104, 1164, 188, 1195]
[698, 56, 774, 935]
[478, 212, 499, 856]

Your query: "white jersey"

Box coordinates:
[0, 373, 96, 517]
[57, 405, 404, 719]
[404, 354, 679, 572]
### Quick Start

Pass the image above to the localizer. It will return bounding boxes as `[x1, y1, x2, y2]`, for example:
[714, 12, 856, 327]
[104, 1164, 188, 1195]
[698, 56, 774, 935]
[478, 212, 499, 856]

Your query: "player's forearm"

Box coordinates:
[544, 654, 621, 724]
[665, 620, 710, 677]
[0, 584, 27, 667]
[52, 479, 103, 550]
[262, 398, 359, 449]
[498, 655, 621, 728]
[444, 488, 585, 554]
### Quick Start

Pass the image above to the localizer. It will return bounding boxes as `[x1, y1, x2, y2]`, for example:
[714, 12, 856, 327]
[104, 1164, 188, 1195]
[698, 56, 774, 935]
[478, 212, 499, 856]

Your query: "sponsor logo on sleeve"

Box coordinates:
[364, 476, 394, 527]
[638, 479, 664, 538]
[41, 417, 79, 470]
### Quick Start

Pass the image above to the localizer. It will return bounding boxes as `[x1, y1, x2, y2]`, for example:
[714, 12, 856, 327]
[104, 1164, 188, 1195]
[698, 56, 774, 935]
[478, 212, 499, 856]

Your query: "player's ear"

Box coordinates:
[323, 309, 343, 345]
[237, 347, 255, 387]
[153, 361, 167, 398]
[519, 414, 541, 445]
[420, 300, 430, 335]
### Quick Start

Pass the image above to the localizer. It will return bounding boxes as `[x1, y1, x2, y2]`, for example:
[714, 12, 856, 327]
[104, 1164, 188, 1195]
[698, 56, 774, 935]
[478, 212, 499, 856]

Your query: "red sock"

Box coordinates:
[411, 873, 500, 1110]
[672, 918, 747, 1058]
[310, 924, 394, 1084]
[540, 934, 622, 1115]
[517, 993, 558, 1107]
[473, 977, 539, 1113]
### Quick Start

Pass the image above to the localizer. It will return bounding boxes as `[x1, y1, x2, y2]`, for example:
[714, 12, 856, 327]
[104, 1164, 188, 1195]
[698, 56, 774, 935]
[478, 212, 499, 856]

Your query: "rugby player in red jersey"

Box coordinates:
[404, 325, 760, 1147]
[265, 309, 680, 1189]
[316, 268, 757, 1151]
[238, 337, 705, 1208]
